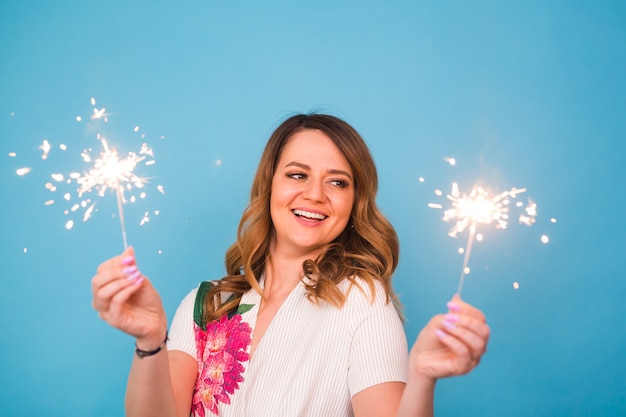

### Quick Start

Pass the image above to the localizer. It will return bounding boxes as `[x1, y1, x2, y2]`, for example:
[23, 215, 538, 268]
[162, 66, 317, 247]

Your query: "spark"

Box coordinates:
[16, 167, 32, 176]
[39, 140, 51, 160]
[140, 211, 150, 226]
[444, 157, 456, 166]
[91, 108, 107, 120]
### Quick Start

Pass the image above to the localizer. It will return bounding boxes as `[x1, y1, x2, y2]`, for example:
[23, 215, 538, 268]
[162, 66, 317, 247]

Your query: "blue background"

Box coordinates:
[1, 1, 625, 416]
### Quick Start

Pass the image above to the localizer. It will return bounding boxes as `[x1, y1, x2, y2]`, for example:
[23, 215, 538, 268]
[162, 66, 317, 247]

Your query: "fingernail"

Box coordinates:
[445, 313, 460, 323]
[442, 320, 456, 330]
[134, 276, 144, 286]
[126, 270, 141, 282]
[121, 255, 135, 266]
[435, 329, 447, 339]
[123, 265, 138, 275]
[447, 301, 461, 312]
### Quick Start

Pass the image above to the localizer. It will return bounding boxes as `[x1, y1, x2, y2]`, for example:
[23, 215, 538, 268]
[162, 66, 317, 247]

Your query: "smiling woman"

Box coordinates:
[91, 113, 490, 417]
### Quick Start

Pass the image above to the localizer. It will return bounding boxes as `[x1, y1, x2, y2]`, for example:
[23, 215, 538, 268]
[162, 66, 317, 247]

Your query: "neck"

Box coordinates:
[264, 243, 316, 298]
[263, 256, 302, 296]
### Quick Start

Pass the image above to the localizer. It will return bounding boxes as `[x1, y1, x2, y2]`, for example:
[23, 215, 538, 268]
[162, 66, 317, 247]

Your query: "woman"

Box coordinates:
[92, 114, 490, 417]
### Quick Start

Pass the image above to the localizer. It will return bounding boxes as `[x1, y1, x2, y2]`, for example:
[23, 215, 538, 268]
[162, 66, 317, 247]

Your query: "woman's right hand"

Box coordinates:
[91, 246, 167, 346]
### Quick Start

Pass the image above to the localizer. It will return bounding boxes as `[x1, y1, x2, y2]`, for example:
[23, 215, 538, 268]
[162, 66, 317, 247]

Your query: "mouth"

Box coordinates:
[293, 209, 327, 221]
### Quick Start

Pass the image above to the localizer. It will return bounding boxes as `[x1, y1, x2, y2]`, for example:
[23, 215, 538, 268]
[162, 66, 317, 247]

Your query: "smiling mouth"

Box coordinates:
[293, 209, 327, 221]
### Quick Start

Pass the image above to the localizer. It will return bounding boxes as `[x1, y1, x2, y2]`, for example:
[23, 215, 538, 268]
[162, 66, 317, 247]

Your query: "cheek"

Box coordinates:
[335, 193, 355, 219]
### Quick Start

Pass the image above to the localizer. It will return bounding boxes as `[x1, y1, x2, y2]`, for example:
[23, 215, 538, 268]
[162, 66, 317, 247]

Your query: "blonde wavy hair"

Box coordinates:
[202, 114, 400, 322]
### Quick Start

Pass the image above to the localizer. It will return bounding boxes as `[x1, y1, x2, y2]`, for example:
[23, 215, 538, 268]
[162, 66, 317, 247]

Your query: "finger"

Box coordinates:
[433, 329, 474, 373]
[107, 275, 145, 319]
[447, 295, 486, 322]
[440, 315, 490, 360]
[92, 249, 137, 293]
[92, 267, 143, 312]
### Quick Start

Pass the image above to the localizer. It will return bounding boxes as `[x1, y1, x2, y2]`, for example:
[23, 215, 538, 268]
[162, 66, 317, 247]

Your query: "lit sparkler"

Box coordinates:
[428, 179, 543, 295]
[72, 135, 152, 248]
[38, 97, 164, 248]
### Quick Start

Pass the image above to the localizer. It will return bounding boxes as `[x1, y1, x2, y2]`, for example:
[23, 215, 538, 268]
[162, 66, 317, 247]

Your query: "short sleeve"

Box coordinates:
[167, 288, 198, 359]
[348, 285, 408, 396]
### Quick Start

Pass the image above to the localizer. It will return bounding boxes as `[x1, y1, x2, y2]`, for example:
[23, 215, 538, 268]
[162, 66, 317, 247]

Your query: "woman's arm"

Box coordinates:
[92, 247, 197, 417]
[126, 349, 197, 417]
[352, 295, 489, 417]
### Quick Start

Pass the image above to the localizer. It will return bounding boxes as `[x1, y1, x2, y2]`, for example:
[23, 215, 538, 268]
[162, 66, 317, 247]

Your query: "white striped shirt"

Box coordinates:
[169, 277, 408, 416]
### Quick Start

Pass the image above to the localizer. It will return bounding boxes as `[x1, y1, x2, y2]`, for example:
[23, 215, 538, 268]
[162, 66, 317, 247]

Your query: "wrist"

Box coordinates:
[135, 327, 168, 352]
[135, 331, 168, 358]
[407, 372, 437, 392]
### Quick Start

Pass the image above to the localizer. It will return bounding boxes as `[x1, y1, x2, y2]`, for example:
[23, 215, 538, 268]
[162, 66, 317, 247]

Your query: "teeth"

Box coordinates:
[293, 209, 327, 220]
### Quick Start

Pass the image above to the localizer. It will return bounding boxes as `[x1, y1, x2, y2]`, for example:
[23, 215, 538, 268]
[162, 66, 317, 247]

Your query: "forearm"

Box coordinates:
[125, 335, 177, 417]
[396, 374, 436, 417]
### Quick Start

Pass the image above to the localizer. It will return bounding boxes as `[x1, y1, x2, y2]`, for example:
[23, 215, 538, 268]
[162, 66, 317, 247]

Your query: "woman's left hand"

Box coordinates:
[409, 295, 490, 380]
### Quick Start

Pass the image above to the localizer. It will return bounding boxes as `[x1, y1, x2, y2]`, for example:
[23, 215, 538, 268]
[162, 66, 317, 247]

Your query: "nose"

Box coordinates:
[302, 178, 325, 202]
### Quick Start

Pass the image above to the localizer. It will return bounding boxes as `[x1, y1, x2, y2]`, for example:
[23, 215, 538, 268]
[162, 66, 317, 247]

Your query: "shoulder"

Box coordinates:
[341, 277, 390, 307]
[338, 277, 399, 326]
[173, 280, 223, 317]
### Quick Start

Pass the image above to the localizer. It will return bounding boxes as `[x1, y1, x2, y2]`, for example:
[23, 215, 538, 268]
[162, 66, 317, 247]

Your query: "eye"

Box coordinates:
[328, 179, 350, 188]
[287, 172, 307, 180]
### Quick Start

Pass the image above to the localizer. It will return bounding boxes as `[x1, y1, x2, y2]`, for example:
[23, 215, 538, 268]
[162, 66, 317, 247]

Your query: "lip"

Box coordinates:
[291, 208, 328, 224]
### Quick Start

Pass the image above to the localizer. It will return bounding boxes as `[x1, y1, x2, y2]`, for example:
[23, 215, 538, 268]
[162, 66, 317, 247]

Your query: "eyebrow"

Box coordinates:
[284, 161, 353, 181]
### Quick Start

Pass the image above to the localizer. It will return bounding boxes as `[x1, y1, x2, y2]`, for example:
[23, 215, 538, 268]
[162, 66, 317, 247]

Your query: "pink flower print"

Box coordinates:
[192, 311, 252, 416]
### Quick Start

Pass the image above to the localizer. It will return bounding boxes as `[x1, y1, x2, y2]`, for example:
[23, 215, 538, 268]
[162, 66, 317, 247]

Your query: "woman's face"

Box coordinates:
[269, 129, 354, 259]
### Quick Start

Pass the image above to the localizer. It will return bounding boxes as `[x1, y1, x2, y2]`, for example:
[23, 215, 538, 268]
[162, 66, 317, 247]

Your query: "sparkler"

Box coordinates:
[17, 97, 164, 249]
[425, 157, 549, 294]
[435, 184, 535, 294]
[72, 134, 152, 248]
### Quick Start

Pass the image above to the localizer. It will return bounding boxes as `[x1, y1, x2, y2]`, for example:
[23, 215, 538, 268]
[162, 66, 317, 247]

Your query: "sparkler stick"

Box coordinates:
[456, 224, 476, 295]
[115, 185, 128, 249]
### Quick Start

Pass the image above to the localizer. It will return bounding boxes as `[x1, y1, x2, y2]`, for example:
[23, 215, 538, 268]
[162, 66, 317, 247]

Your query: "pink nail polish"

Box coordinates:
[445, 313, 460, 322]
[446, 301, 461, 312]
[126, 270, 141, 281]
[134, 276, 144, 286]
[435, 329, 447, 339]
[123, 265, 138, 275]
[442, 320, 456, 330]
[121, 255, 135, 266]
